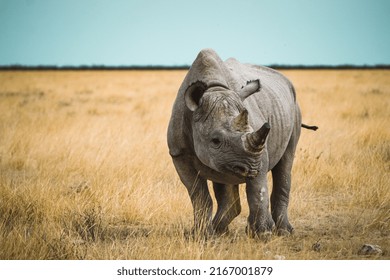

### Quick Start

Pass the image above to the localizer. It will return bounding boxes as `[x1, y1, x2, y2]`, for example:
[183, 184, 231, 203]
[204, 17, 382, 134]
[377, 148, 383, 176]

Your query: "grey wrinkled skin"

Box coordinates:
[167, 49, 302, 237]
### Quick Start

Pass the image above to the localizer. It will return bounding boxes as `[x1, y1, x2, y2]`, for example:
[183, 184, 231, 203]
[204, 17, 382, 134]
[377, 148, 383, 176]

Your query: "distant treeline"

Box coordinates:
[0, 65, 190, 71]
[1, 64, 390, 70]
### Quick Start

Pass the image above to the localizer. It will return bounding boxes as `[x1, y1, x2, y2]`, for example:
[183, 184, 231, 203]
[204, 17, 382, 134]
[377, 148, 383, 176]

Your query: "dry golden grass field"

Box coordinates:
[0, 69, 389, 260]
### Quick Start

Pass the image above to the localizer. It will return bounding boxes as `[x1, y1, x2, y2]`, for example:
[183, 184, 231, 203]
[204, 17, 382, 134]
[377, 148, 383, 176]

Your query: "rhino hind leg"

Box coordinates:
[270, 125, 300, 235]
[212, 183, 241, 235]
[172, 156, 213, 237]
[271, 165, 294, 236]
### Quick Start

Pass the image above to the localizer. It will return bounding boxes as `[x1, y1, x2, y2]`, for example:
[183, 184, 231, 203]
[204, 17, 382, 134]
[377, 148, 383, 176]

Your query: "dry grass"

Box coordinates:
[0, 69, 389, 260]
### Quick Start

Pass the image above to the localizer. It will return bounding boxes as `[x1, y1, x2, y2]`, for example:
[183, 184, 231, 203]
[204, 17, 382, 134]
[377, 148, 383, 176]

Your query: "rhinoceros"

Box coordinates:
[167, 49, 317, 237]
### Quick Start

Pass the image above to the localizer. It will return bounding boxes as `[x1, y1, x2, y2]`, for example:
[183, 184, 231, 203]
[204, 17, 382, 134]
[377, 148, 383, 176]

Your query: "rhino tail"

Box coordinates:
[301, 123, 318, 131]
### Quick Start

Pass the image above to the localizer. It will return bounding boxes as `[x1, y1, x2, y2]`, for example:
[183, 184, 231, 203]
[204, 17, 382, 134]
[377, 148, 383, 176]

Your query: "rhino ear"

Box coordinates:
[238, 79, 261, 101]
[184, 81, 207, 111]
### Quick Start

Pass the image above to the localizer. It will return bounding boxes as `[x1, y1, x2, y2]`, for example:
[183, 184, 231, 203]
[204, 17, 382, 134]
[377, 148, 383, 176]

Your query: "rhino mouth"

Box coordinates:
[232, 165, 259, 178]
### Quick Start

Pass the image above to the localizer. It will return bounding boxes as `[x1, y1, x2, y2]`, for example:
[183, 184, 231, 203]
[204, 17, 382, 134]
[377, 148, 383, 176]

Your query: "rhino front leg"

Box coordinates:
[245, 172, 275, 238]
[172, 156, 213, 237]
[212, 183, 241, 235]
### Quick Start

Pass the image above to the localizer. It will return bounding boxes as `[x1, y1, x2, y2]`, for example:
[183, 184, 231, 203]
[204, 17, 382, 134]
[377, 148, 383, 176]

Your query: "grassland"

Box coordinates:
[0, 69, 388, 259]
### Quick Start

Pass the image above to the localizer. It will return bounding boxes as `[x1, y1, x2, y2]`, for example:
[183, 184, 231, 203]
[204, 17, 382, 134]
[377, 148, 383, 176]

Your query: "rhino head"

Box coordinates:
[185, 79, 270, 178]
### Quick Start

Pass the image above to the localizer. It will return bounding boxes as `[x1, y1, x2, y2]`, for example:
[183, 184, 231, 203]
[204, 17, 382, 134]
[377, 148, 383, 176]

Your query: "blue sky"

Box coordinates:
[0, 0, 389, 66]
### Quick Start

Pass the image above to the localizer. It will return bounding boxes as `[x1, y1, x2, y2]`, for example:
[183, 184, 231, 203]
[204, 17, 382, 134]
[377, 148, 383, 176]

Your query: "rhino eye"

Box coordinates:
[211, 137, 221, 147]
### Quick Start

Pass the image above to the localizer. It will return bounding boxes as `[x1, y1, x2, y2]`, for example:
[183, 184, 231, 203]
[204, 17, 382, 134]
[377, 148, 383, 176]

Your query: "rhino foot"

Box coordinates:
[246, 217, 275, 241]
[252, 230, 273, 242]
[275, 223, 294, 236]
[184, 225, 214, 242]
[213, 225, 230, 236]
[276, 227, 294, 236]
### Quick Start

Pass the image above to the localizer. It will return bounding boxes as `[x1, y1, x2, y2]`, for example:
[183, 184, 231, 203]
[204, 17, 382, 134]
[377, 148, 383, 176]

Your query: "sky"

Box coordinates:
[0, 0, 389, 66]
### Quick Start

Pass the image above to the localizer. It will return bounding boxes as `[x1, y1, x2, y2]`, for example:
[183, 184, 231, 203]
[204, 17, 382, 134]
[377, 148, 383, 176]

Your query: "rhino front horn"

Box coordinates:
[245, 122, 271, 152]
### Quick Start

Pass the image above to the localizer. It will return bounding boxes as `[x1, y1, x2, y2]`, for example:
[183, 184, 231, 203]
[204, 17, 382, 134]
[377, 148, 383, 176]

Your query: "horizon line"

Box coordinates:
[1, 64, 390, 70]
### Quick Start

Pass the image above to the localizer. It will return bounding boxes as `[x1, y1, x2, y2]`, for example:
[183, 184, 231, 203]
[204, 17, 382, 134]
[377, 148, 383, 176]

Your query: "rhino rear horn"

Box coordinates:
[245, 122, 270, 152]
[184, 81, 207, 111]
[233, 109, 249, 131]
[238, 79, 261, 101]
